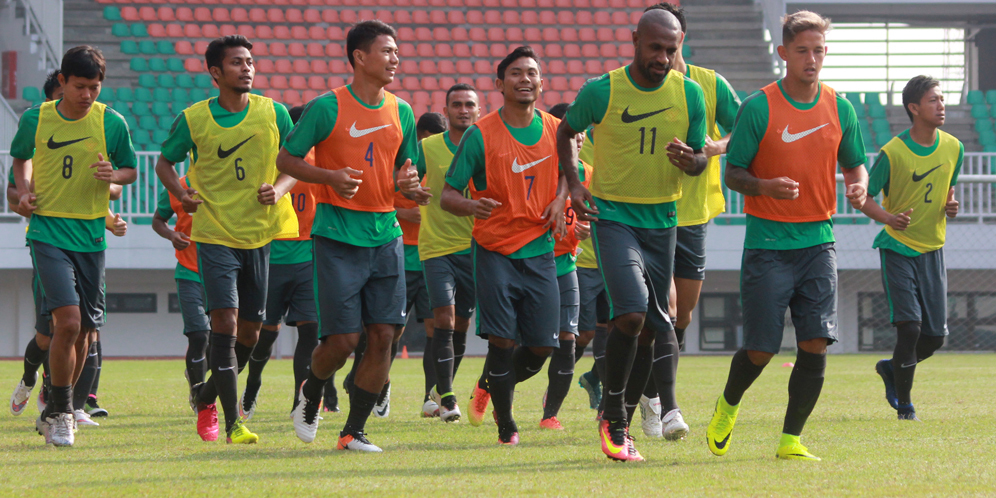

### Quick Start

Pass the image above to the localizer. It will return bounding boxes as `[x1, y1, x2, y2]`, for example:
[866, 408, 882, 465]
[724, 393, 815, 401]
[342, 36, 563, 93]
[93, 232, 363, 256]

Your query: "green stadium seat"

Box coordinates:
[157, 41, 175, 55]
[22, 87, 41, 101]
[736, 90, 748, 102]
[103, 101, 118, 111]
[845, 92, 863, 108]
[138, 74, 156, 88]
[116, 88, 135, 102]
[153, 87, 170, 102]
[139, 41, 157, 55]
[990, 105, 996, 119]
[139, 115, 158, 131]
[869, 105, 886, 119]
[158, 74, 176, 88]
[130, 58, 149, 72]
[176, 74, 194, 89]
[967, 90, 985, 105]
[152, 129, 170, 145]
[980, 130, 996, 146]
[131, 23, 148, 37]
[972, 104, 990, 119]
[132, 102, 151, 116]
[172, 88, 189, 103]
[135, 88, 153, 102]
[195, 74, 213, 89]
[160, 116, 175, 131]
[681, 45, 692, 58]
[166, 58, 185, 73]
[875, 133, 891, 147]
[121, 41, 140, 55]
[872, 119, 891, 135]
[99, 87, 115, 102]
[104, 6, 122, 21]
[124, 114, 138, 131]
[864, 93, 883, 108]
[190, 89, 208, 101]
[852, 103, 866, 118]
[149, 58, 167, 72]
[208, 88, 220, 99]
[151, 101, 171, 116]
[976, 119, 994, 133]
[987, 90, 996, 105]
[112, 23, 130, 37]
[984, 144, 996, 153]
[132, 130, 152, 147]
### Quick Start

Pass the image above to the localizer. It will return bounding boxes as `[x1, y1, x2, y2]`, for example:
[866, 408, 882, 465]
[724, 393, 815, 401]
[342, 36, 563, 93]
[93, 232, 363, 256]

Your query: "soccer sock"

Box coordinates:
[624, 344, 653, 425]
[50, 385, 73, 415]
[22, 338, 47, 386]
[90, 339, 102, 397]
[453, 330, 467, 375]
[892, 321, 920, 406]
[186, 330, 210, 387]
[74, 342, 100, 411]
[722, 349, 766, 406]
[234, 341, 253, 374]
[208, 333, 239, 433]
[477, 360, 490, 393]
[294, 323, 319, 405]
[782, 349, 826, 436]
[574, 341, 588, 364]
[602, 330, 638, 422]
[543, 338, 575, 420]
[512, 346, 549, 383]
[486, 343, 516, 426]
[342, 386, 379, 436]
[643, 376, 658, 398]
[422, 334, 436, 401]
[592, 325, 607, 386]
[674, 327, 686, 351]
[390, 340, 399, 364]
[246, 329, 279, 392]
[302, 371, 325, 402]
[652, 327, 680, 413]
[916, 335, 944, 363]
[346, 332, 367, 388]
[432, 328, 456, 403]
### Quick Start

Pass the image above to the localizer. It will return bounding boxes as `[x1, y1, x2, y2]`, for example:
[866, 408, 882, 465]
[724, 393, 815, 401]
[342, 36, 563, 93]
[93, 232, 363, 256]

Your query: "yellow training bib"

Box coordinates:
[417, 132, 474, 260]
[676, 65, 726, 226]
[184, 94, 297, 249]
[33, 101, 110, 220]
[590, 67, 689, 204]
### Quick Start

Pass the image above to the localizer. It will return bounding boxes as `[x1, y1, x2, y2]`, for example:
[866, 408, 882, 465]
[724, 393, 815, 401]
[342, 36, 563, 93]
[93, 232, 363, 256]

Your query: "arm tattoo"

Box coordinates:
[725, 166, 763, 196]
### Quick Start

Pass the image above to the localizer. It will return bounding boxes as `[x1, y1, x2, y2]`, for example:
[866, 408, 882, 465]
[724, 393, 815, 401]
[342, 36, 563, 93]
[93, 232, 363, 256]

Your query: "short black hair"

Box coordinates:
[43, 70, 62, 100]
[445, 83, 477, 105]
[61, 46, 105, 81]
[902, 75, 941, 122]
[497, 46, 540, 80]
[417, 112, 447, 136]
[346, 20, 397, 68]
[205, 35, 253, 73]
[645, 2, 686, 33]
[288, 105, 305, 125]
[548, 103, 570, 119]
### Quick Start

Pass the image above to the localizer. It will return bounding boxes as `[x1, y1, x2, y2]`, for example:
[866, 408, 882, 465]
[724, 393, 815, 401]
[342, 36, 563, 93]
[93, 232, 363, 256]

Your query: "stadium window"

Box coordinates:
[698, 293, 742, 352]
[107, 293, 158, 313]
[858, 292, 996, 352]
[168, 293, 181, 314]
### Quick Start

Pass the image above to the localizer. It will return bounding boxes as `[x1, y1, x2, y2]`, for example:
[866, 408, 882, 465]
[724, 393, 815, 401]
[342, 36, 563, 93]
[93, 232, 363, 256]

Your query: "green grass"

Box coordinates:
[1, 354, 994, 496]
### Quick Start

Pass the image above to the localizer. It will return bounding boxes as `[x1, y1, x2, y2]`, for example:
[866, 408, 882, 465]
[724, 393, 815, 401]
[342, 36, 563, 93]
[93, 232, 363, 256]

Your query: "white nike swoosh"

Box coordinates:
[607, 389, 625, 396]
[653, 354, 674, 362]
[191, 357, 206, 363]
[900, 361, 918, 369]
[557, 370, 574, 376]
[489, 370, 510, 377]
[349, 122, 393, 138]
[781, 123, 829, 143]
[437, 357, 453, 363]
[511, 155, 551, 173]
[219, 366, 236, 371]
[526, 367, 542, 373]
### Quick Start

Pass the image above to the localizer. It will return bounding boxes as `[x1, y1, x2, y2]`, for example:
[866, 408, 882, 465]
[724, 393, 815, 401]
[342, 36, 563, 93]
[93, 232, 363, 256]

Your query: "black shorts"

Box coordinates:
[406, 270, 433, 321]
[577, 267, 609, 332]
[176, 277, 210, 334]
[880, 248, 948, 336]
[197, 242, 270, 322]
[674, 223, 707, 281]
[32, 269, 52, 337]
[264, 261, 317, 327]
[30, 240, 105, 330]
[423, 252, 476, 319]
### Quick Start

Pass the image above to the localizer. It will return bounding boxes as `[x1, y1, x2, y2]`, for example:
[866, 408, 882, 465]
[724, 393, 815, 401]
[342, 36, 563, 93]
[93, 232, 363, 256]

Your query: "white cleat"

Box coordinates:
[36, 415, 52, 444]
[422, 399, 440, 418]
[291, 383, 320, 443]
[662, 408, 689, 441]
[337, 431, 383, 452]
[74, 409, 99, 427]
[639, 395, 663, 438]
[10, 374, 36, 416]
[439, 402, 461, 423]
[49, 413, 75, 447]
[239, 390, 257, 421]
[373, 383, 391, 418]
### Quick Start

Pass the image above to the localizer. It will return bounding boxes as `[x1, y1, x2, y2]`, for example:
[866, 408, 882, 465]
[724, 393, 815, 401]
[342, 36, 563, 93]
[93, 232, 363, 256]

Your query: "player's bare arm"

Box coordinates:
[725, 165, 799, 199]
[395, 206, 421, 224]
[105, 211, 127, 237]
[665, 138, 707, 176]
[842, 165, 869, 209]
[440, 183, 499, 219]
[110, 184, 123, 201]
[859, 197, 912, 231]
[155, 155, 203, 213]
[276, 147, 363, 200]
[542, 172, 569, 238]
[397, 158, 432, 205]
[703, 134, 731, 158]
[152, 211, 190, 250]
[257, 173, 297, 205]
[12, 158, 37, 216]
[556, 119, 598, 221]
[91, 153, 137, 185]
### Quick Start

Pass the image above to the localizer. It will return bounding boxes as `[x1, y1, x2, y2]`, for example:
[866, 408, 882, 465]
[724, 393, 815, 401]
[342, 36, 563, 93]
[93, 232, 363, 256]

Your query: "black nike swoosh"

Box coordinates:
[714, 431, 732, 449]
[217, 135, 256, 159]
[911, 164, 942, 182]
[47, 135, 90, 149]
[621, 106, 671, 123]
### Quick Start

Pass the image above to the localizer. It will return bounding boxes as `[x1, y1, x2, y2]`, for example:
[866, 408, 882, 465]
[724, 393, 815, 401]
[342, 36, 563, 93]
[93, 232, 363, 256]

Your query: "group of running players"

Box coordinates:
[6, 3, 962, 463]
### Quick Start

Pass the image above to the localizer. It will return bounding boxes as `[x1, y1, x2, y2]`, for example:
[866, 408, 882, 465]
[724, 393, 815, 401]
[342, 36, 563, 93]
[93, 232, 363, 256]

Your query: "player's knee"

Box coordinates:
[797, 337, 828, 355]
[529, 346, 554, 357]
[35, 333, 52, 350]
[454, 316, 471, 333]
[577, 330, 594, 347]
[488, 336, 515, 349]
[613, 312, 645, 336]
[433, 306, 456, 329]
[558, 331, 576, 341]
[746, 349, 774, 367]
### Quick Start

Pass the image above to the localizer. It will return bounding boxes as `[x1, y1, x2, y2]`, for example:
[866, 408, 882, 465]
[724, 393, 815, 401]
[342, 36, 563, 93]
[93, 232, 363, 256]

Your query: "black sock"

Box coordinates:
[50, 385, 73, 414]
[90, 339, 102, 397]
[602, 329, 638, 421]
[487, 343, 516, 426]
[722, 349, 766, 406]
[346, 332, 367, 386]
[674, 327, 686, 351]
[295, 323, 319, 405]
[246, 329, 279, 391]
[574, 341, 588, 363]
[892, 322, 920, 406]
[22, 338, 47, 386]
[592, 325, 607, 386]
[342, 386, 379, 436]
[432, 329, 455, 400]
[234, 341, 253, 374]
[624, 344, 653, 425]
[783, 349, 827, 436]
[477, 360, 490, 393]
[302, 371, 325, 402]
[186, 330, 210, 387]
[643, 376, 657, 398]
[543, 338, 575, 419]
[207, 333, 239, 433]
[422, 334, 436, 400]
[74, 342, 99, 411]
[453, 330, 467, 375]
[323, 373, 337, 404]
[652, 327, 680, 412]
[916, 335, 944, 363]
[512, 347, 549, 383]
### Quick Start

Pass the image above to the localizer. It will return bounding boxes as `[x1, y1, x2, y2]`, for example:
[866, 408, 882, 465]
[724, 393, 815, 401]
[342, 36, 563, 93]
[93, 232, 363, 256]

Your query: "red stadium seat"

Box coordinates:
[321, 9, 338, 22]
[457, 76, 474, 85]
[610, 11, 628, 25]
[422, 77, 439, 91]
[541, 28, 559, 41]
[395, 91, 412, 103]
[447, 11, 464, 23]
[194, 7, 212, 21]
[570, 76, 586, 90]
[469, 28, 486, 42]
[202, 25, 219, 38]
[401, 60, 418, 74]
[303, 8, 321, 22]
[256, 26, 273, 38]
[158, 7, 175, 21]
[567, 60, 584, 74]
[456, 60, 473, 73]
[270, 75, 288, 89]
[398, 27, 416, 41]
[255, 75, 270, 89]
[520, 0, 537, 6]
[432, 27, 451, 42]
[593, 11, 610, 25]
[420, 60, 437, 74]
[437, 81, 454, 95]
[487, 92, 503, 109]
[579, 28, 597, 42]
[549, 76, 568, 91]
[537, 0, 554, 6]
[302, 90, 320, 102]
[378, 10, 394, 22]
[500, 0, 515, 6]
[417, 44, 434, 57]
[453, 45, 472, 59]
[176, 7, 194, 21]
[290, 76, 307, 90]
[121, 7, 139, 21]
[175, 41, 194, 55]
[609, 0, 625, 7]
[576, 11, 592, 25]
[328, 26, 344, 40]
[399, 43, 416, 57]
[473, 60, 491, 74]
[284, 91, 302, 106]
[286, 8, 304, 22]
[257, 59, 276, 73]
[413, 10, 430, 23]
[249, 8, 267, 22]
[413, 91, 430, 105]
[614, 27, 630, 42]
[524, 27, 542, 42]
[256, 42, 270, 57]
[487, 28, 505, 42]
[630, 11, 640, 23]
[413, 103, 428, 118]
[238, 25, 255, 38]
[599, 43, 618, 58]
[308, 76, 326, 90]
[563, 44, 581, 58]
[438, 60, 456, 74]
[435, 44, 453, 57]
[328, 76, 346, 88]
[221, 25, 238, 36]
[291, 26, 308, 40]
[619, 44, 634, 57]
[270, 42, 288, 56]
[195, 40, 210, 54]
[274, 26, 291, 39]
[521, 11, 538, 24]
[539, 11, 555, 24]
[292, 59, 309, 73]
[543, 91, 562, 107]
[340, 9, 357, 23]
[403, 77, 420, 91]
[307, 43, 324, 57]
[147, 24, 166, 37]
[326, 45, 344, 58]
[545, 43, 563, 58]
[166, 24, 184, 37]
[507, 27, 524, 42]
[562, 91, 577, 102]
[581, 44, 599, 58]
[548, 60, 566, 74]
[555, 0, 571, 7]
[484, 10, 500, 23]
[275, 59, 292, 73]
[627, 0, 643, 7]
[358, 9, 374, 20]
[604, 59, 622, 71]
[307, 26, 325, 40]
[212, 7, 230, 21]
[475, 76, 491, 91]
[415, 27, 433, 41]
[184, 58, 204, 72]
[264, 90, 282, 100]
[430, 10, 446, 23]
[452, 27, 469, 41]
[467, 11, 483, 24]
[562, 28, 578, 42]
[289, 43, 307, 57]
[503, 11, 520, 24]
[557, 11, 573, 24]
[532, 45, 544, 57]
[489, 44, 506, 58]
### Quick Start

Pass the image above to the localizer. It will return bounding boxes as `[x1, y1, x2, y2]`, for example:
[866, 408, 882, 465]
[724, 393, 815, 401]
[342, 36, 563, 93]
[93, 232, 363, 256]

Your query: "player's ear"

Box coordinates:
[776, 44, 788, 62]
[494, 78, 504, 94]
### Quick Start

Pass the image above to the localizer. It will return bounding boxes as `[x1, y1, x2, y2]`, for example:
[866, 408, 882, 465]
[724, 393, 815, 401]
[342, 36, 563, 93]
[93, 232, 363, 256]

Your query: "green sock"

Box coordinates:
[719, 394, 739, 414]
[779, 433, 800, 448]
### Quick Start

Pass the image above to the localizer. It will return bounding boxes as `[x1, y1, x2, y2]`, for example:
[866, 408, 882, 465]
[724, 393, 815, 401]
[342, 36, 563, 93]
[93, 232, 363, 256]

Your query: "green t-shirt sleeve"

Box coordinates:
[274, 102, 293, 148]
[396, 99, 418, 168]
[161, 113, 194, 163]
[104, 107, 137, 169]
[866, 151, 890, 197]
[951, 141, 964, 187]
[714, 72, 741, 133]
[155, 187, 175, 221]
[725, 92, 768, 169]
[9, 106, 41, 160]
[564, 75, 610, 133]
[683, 78, 707, 151]
[445, 125, 486, 191]
[416, 141, 427, 177]
[284, 93, 338, 157]
[835, 96, 866, 170]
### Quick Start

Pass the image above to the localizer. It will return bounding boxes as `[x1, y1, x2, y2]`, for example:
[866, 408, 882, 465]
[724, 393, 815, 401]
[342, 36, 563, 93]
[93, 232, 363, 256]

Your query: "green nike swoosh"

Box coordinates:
[912, 164, 942, 182]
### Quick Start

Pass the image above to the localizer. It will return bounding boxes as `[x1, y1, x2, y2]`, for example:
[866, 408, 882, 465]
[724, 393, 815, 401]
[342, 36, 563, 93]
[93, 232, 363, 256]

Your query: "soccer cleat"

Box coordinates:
[578, 371, 601, 410]
[74, 409, 99, 427]
[86, 397, 108, 418]
[226, 419, 259, 444]
[37, 388, 47, 414]
[706, 396, 739, 456]
[662, 408, 689, 441]
[292, 383, 321, 443]
[10, 374, 35, 416]
[323, 391, 340, 413]
[875, 359, 900, 410]
[776, 435, 821, 461]
[626, 435, 645, 462]
[239, 387, 259, 421]
[468, 382, 491, 427]
[48, 412, 75, 447]
[337, 431, 383, 452]
[196, 403, 219, 442]
[422, 399, 440, 418]
[36, 415, 52, 444]
[373, 382, 391, 418]
[539, 417, 564, 430]
[498, 431, 520, 445]
[439, 402, 461, 423]
[639, 395, 663, 438]
[599, 419, 631, 462]
[897, 404, 920, 421]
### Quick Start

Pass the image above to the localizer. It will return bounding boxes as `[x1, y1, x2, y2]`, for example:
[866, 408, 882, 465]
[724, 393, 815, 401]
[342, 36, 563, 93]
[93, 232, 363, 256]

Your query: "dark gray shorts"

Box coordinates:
[741, 243, 838, 354]
[558, 271, 580, 335]
[577, 267, 609, 332]
[880, 248, 948, 337]
[176, 277, 211, 334]
[314, 235, 407, 336]
[406, 270, 433, 321]
[197, 242, 269, 322]
[592, 220, 675, 335]
[32, 270, 51, 337]
[30, 240, 105, 330]
[423, 252, 476, 319]
[264, 261, 317, 327]
[674, 223, 707, 281]
[473, 241, 559, 348]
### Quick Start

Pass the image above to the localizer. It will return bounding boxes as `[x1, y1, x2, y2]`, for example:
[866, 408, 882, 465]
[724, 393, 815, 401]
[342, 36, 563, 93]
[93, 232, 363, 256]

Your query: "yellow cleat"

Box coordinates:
[226, 419, 259, 445]
[776, 435, 821, 461]
[706, 395, 739, 456]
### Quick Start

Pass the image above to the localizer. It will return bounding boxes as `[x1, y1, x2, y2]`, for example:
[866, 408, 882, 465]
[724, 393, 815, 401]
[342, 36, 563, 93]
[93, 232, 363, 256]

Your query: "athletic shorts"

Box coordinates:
[30, 240, 106, 330]
[197, 242, 269, 322]
[422, 252, 476, 319]
[31, 270, 51, 337]
[314, 235, 406, 337]
[577, 267, 609, 332]
[592, 220, 675, 335]
[558, 270, 580, 335]
[473, 241, 559, 348]
[741, 243, 838, 354]
[405, 270, 433, 321]
[176, 277, 210, 335]
[263, 261, 317, 327]
[674, 223, 707, 281]
[880, 248, 948, 337]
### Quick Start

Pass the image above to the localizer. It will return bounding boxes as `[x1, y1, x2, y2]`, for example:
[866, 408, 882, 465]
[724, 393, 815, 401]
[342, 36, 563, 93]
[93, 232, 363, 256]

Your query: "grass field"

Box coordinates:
[1, 354, 994, 497]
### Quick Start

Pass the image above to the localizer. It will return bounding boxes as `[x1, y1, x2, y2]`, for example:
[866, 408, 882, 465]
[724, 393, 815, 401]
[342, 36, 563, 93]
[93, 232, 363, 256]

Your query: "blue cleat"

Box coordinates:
[578, 371, 601, 410]
[875, 359, 899, 410]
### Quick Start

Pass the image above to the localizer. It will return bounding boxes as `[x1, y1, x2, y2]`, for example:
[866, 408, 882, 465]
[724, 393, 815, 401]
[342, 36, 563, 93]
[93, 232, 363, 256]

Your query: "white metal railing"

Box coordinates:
[753, 0, 785, 77]
[15, 0, 62, 73]
[0, 97, 19, 156]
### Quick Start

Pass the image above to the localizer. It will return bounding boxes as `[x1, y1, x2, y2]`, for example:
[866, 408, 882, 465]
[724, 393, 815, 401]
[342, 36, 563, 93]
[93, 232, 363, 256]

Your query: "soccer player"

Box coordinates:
[557, 6, 708, 461]
[418, 83, 479, 422]
[417, 112, 446, 140]
[860, 75, 961, 421]
[441, 46, 567, 445]
[156, 35, 298, 444]
[11, 46, 138, 446]
[705, 11, 868, 461]
[278, 20, 422, 453]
